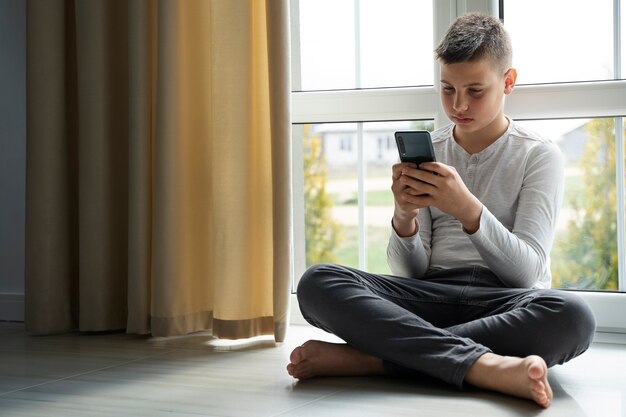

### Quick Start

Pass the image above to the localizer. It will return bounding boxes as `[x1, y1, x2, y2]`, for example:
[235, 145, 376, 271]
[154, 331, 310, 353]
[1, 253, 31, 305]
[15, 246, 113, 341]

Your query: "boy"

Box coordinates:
[286, 13, 595, 408]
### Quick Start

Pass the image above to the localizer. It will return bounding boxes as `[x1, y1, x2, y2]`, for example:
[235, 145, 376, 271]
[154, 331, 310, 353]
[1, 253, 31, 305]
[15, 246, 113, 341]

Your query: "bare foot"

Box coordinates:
[286, 340, 384, 380]
[464, 353, 553, 408]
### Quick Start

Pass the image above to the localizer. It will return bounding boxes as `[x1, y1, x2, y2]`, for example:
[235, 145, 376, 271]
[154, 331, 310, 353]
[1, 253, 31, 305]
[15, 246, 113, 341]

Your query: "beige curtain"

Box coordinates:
[25, 0, 292, 341]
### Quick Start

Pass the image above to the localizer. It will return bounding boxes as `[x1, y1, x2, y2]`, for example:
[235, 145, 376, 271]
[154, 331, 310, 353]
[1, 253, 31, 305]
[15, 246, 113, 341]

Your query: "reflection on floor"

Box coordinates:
[0, 322, 625, 416]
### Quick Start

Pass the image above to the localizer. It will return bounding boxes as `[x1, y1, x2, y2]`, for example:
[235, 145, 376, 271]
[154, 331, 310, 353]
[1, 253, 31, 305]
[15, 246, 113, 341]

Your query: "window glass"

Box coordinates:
[300, 123, 358, 269]
[298, 120, 433, 272]
[295, 0, 433, 91]
[358, 1, 434, 88]
[299, 118, 624, 291]
[503, 0, 614, 84]
[297, 1, 355, 91]
[363, 121, 434, 273]
[515, 118, 621, 290]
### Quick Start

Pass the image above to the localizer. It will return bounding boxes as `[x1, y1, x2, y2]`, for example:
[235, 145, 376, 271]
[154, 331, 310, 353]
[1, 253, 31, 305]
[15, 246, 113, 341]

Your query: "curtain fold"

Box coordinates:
[266, 0, 292, 343]
[26, 0, 292, 341]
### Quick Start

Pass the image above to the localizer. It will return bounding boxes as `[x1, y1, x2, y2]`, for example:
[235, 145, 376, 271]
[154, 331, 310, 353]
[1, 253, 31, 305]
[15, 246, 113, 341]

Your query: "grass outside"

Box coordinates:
[332, 167, 585, 208]
[316, 167, 610, 289]
[333, 225, 392, 275]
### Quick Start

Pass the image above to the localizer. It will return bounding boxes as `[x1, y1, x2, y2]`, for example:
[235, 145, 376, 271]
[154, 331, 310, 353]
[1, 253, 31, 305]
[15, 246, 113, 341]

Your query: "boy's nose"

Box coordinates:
[453, 94, 469, 112]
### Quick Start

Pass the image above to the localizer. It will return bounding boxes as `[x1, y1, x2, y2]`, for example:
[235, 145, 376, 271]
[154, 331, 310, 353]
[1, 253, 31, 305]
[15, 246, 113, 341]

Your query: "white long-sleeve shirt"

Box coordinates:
[387, 119, 564, 289]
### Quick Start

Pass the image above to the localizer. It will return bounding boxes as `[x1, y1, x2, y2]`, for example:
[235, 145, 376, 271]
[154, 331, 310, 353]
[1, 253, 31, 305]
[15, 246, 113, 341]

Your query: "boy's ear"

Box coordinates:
[504, 68, 517, 94]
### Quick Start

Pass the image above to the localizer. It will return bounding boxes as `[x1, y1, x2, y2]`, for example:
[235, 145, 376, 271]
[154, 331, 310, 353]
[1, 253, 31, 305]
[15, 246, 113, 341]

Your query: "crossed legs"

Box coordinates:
[287, 341, 552, 407]
[286, 264, 596, 408]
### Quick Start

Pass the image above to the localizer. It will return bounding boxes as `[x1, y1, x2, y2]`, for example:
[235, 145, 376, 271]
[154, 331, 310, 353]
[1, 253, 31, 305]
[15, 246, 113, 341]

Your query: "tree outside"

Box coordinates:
[302, 125, 343, 267]
[302, 119, 624, 291]
[551, 118, 622, 290]
[301, 121, 432, 271]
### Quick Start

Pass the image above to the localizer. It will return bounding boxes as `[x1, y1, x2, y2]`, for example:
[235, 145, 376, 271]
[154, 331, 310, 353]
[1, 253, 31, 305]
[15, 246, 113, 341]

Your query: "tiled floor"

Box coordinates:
[1, 321, 625, 416]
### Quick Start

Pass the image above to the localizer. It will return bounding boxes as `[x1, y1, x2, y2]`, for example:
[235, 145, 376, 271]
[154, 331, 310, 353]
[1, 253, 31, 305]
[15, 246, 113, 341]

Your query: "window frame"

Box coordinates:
[289, 0, 626, 339]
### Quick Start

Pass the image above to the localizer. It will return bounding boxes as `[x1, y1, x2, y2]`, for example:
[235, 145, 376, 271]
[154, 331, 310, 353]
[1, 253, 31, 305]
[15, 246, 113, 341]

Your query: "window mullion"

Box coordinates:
[291, 126, 306, 289]
[354, 0, 361, 89]
[289, 0, 302, 91]
[611, 0, 623, 292]
[455, 0, 498, 16]
[507, 81, 626, 120]
[615, 0, 622, 79]
[357, 123, 367, 270]
[354, 1, 366, 270]
[433, 0, 456, 128]
[615, 117, 626, 291]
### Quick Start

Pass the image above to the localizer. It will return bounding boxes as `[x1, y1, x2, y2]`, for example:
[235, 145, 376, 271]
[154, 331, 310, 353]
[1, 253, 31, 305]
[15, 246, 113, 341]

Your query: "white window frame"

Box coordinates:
[289, 0, 626, 341]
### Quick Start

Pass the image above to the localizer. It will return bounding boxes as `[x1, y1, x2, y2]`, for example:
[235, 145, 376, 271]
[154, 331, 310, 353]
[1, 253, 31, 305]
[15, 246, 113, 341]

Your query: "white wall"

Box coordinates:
[0, 0, 26, 321]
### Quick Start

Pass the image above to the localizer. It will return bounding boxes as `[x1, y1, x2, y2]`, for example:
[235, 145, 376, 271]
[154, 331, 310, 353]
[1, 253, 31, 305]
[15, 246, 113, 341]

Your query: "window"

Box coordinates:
[294, 120, 433, 276]
[516, 118, 624, 290]
[294, 0, 434, 91]
[504, 0, 616, 84]
[502, 0, 625, 294]
[291, 0, 626, 331]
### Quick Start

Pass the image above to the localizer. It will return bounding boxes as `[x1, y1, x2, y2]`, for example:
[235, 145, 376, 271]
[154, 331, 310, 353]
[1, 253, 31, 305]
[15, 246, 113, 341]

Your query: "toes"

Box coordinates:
[290, 340, 320, 364]
[289, 346, 305, 364]
[286, 362, 304, 379]
[527, 356, 547, 380]
[535, 397, 548, 408]
[289, 363, 312, 380]
[530, 377, 552, 408]
[526, 356, 552, 407]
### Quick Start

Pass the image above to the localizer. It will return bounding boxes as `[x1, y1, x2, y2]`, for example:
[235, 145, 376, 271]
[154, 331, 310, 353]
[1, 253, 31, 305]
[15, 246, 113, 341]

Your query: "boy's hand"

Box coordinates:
[393, 161, 483, 234]
[391, 162, 425, 237]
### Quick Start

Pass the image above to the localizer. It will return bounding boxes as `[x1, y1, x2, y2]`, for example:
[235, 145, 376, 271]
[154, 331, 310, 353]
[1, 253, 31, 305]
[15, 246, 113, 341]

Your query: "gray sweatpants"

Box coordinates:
[296, 263, 596, 388]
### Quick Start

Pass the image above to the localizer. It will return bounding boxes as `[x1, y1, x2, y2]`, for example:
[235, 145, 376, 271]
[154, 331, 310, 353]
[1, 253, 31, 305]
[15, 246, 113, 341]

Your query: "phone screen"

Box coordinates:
[394, 131, 436, 166]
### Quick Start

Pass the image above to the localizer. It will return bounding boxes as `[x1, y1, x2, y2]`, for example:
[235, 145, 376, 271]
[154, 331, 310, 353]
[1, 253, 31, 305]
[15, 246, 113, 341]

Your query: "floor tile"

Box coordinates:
[0, 324, 624, 417]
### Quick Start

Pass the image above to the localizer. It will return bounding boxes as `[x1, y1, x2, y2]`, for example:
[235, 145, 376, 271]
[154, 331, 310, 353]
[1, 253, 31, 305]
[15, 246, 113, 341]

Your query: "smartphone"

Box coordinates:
[394, 131, 436, 166]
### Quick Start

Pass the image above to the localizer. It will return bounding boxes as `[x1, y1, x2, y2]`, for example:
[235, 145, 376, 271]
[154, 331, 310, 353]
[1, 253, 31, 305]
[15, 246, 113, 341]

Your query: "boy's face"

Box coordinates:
[439, 59, 516, 140]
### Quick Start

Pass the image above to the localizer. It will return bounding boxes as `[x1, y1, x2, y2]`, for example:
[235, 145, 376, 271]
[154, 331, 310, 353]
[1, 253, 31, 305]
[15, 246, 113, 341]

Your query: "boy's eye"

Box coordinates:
[469, 89, 483, 96]
[442, 87, 454, 93]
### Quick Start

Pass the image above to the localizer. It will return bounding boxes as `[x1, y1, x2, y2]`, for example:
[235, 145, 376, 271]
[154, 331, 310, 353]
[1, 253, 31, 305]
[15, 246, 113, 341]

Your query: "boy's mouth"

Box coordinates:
[452, 116, 473, 124]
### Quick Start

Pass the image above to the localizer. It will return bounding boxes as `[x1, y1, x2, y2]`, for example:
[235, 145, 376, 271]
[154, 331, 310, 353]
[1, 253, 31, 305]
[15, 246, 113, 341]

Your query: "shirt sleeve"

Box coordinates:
[387, 209, 431, 278]
[468, 143, 565, 288]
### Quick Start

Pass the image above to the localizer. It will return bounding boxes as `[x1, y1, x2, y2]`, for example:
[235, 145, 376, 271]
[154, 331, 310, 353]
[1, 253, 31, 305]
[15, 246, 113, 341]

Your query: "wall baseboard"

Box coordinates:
[0, 292, 24, 322]
[594, 331, 626, 345]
